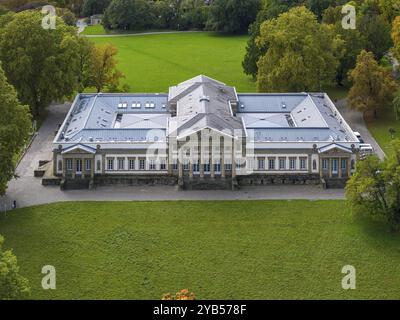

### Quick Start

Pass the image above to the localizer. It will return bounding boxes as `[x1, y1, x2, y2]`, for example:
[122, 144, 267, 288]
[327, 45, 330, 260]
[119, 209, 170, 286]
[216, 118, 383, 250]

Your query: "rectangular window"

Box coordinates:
[149, 159, 156, 170]
[85, 159, 91, 171]
[66, 159, 73, 171]
[193, 161, 199, 172]
[258, 158, 265, 170]
[183, 160, 189, 171]
[76, 159, 82, 173]
[139, 159, 145, 170]
[268, 158, 275, 170]
[341, 158, 347, 170]
[96, 159, 101, 171]
[204, 161, 210, 173]
[279, 157, 286, 170]
[300, 157, 307, 170]
[118, 158, 125, 170]
[225, 163, 232, 171]
[172, 160, 178, 170]
[214, 160, 221, 172]
[322, 159, 328, 170]
[129, 159, 135, 170]
[289, 157, 296, 170]
[160, 159, 166, 170]
[107, 158, 114, 170]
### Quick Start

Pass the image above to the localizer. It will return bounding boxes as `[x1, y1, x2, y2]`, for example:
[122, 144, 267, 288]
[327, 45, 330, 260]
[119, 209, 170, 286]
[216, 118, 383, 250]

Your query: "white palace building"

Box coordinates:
[51, 75, 360, 189]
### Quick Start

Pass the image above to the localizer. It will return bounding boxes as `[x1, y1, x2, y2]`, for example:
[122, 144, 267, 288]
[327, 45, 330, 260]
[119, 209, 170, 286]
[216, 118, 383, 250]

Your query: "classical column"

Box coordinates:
[189, 159, 193, 180]
[231, 138, 236, 178]
[210, 137, 215, 180]
[91, 158, 94, 179]
[220, 137, 225, 179]
[62, 158, 66, 178]
[319, 157, 323, 178]
[72, 158, 76, 179]
[178, 148, 183, 180]
[338, 158, 342, 178]
[328, 158, 332, 178]
[347, 158, 351, 177]
[199, 134, 204, 180]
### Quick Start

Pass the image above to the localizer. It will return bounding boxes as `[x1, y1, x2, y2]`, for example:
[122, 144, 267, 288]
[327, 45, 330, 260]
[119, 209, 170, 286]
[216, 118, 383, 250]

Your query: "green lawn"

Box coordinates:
[1, 200, 400, 299]
[89, 32, 256, 92]
[366, 109, 400, 155]
[81, 25, 106, 35]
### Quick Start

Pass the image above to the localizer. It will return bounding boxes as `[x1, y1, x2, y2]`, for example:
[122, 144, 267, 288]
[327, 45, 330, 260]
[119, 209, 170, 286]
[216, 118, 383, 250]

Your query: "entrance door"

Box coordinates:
[331, 158, 338, 177]
[76, 159, 82, 176]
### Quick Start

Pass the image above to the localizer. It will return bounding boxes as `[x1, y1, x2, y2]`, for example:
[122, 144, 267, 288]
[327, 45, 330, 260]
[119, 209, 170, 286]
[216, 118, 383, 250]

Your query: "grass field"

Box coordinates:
[89, 32, 255, 92]
[1, 200, 400, 299]
[81, 25, 106, 35]
[366, 109, 400, 155]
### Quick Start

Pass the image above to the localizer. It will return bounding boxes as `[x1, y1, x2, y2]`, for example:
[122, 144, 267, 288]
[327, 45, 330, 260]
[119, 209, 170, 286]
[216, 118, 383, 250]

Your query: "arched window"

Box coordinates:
[312, 159, 317, 170]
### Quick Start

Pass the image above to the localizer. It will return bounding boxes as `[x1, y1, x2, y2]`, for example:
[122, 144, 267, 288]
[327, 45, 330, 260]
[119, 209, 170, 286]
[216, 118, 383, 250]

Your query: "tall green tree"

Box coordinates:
[82, 0, 111, 16]
[0, 235, 30, 299]
[0, 11, 82, 117]
[0, 64, 31, 196]
[322, 5, 366, 86]
[393, 89, 400, 120]
[392, 16, 400, 61]
[347, 50, 397, 118]
[358, 5, 393, 60]
[88, 44, 124, 92]
[256, 6, 342, 92]
[206, 0, 260, 34]
[103, 0, 152, 30]
[346, 139, 400, 232]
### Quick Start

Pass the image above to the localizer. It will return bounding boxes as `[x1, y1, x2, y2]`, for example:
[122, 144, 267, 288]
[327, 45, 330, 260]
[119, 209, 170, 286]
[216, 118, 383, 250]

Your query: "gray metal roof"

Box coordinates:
[55, 76, 357, 146]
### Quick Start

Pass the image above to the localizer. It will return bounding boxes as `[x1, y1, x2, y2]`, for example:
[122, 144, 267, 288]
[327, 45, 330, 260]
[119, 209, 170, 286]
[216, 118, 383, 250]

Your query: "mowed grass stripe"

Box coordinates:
[0, 200, 399, 299]
[89, 32, 256, 93]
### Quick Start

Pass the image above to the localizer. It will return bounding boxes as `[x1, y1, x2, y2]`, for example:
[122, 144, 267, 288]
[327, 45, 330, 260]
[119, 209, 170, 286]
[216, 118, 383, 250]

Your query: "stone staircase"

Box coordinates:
[61, 178, 91, 190]
[325, 178, 348, 189]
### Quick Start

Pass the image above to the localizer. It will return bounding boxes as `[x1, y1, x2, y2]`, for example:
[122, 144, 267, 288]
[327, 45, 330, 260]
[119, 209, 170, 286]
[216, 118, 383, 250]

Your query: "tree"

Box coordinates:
[87, 44, 124, 92]
[179, 0, 209, 30]
[82, 0, 111, 17]
[347, 50, 397, 118]
[0, 235, 30, 299]
[76, 37, 95, 92]
[256, 6, 342, 92]
[346, 139, 400, 232]
[392, 16, 400, 61]
[393, 89, 400, 120]
[0, 64, 31, 196]
[206, 0, 260, 34]
[378, 0, 400, 23]
[358, 9, 393, 60]
[103, 0, 152, 30]
[0, 11, 82, 117]
[322, 5, 366, 86]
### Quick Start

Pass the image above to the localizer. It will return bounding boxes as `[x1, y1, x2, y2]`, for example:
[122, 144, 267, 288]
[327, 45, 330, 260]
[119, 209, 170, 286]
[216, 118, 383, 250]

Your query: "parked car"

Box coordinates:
[359, 143, 374, 157]
[353, 131, 364, 143]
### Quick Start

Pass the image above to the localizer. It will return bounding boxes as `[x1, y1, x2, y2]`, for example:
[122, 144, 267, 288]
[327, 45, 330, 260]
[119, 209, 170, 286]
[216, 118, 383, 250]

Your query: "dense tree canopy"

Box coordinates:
[346, 139, 400, 232]
[392, 16, 400, 61]
[0, 64, 31, 196]
[0, 235, 30, 299]
[82, 0, 111, 16]
[347, 50, 397, 117]
[256, 6, 342, 92]
[87, 44, 124, 93]
[0, 11, 82, 117]
[206, 0, 260, 33]
[103, 0, 152, 30]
